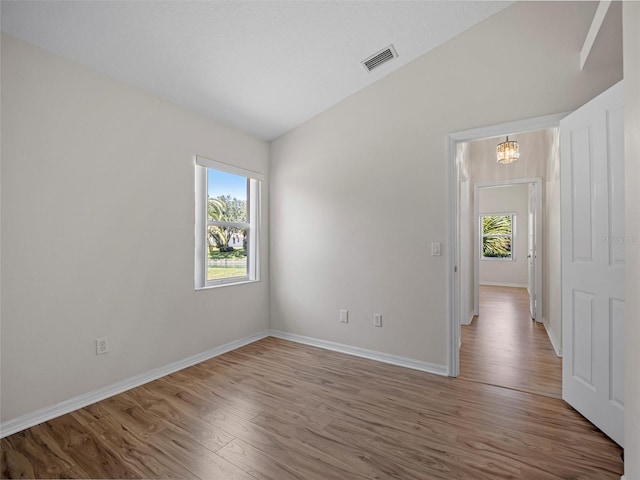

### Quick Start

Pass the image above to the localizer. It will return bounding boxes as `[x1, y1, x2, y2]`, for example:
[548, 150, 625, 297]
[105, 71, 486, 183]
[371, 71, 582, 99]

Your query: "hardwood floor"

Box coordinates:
[1, 336, 622, 479]
[460, 285, 563, 399]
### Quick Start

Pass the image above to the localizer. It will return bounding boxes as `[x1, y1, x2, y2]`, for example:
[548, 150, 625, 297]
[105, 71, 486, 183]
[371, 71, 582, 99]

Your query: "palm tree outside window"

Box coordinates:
[481, 213, 515, 260]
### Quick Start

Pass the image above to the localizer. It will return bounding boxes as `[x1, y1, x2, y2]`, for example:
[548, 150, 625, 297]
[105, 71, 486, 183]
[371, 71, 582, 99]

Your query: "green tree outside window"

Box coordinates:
[481, 214, 514, 259]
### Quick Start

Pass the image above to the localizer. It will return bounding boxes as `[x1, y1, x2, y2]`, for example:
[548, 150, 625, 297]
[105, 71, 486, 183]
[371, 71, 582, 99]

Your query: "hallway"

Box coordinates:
[459, 285, 562, 399]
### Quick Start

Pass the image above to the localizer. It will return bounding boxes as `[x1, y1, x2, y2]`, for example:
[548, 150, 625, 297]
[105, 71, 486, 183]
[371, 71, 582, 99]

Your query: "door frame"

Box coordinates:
[446, 112, 567, 377]
[472, 179, 543, 321]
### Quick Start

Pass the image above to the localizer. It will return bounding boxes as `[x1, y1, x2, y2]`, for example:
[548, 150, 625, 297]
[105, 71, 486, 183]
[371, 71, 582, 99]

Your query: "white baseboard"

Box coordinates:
[461, 311, 475, 326]
[269, 329, 448, 377]
[542, 319, 562, 357]
[0, 330, 270, 438]
[479, 281, 528, 288]
[2, 328, 449, 438]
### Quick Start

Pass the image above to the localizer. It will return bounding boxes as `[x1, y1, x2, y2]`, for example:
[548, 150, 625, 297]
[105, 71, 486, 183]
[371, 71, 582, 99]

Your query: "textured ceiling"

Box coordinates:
[1, 1, 512, 140]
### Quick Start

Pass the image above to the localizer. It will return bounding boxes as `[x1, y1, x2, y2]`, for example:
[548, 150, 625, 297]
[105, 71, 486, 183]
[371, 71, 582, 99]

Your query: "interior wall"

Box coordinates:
[0, 34, 270, 423]
[269, 2, 622, 367]
[623, 2, 640, 477]
[542, 128, 562, 352]
[478, 185, 529, 287]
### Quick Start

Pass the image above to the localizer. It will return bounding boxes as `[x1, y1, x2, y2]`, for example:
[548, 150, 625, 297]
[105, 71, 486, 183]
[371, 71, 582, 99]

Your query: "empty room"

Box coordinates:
[1, 1, 639, 479]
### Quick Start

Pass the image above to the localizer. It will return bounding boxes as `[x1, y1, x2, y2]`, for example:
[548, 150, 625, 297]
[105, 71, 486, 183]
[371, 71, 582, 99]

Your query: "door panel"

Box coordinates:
[561, 81, 624, 447]
[569, 126, 594, 262]
[610, 298, 625, 408]
[571, 290, 595, 386]
[607, 105, 626, 267]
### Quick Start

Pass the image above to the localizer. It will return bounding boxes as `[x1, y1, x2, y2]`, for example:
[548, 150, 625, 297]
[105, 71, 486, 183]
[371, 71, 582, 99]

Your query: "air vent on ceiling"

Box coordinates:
[361, 45, 398, 72]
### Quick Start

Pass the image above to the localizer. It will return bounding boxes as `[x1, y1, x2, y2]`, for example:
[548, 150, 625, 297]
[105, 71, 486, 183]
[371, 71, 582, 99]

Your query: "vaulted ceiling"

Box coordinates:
[1, 1, 513, 140]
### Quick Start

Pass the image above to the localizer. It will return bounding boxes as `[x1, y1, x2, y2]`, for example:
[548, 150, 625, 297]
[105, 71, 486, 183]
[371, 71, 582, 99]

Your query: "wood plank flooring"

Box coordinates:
[460, 285, 563, 399]
[1, 335, 622, 479]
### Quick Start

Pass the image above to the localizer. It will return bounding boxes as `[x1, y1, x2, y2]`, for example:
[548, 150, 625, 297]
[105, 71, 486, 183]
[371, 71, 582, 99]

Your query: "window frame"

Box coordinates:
[194, 156, 263, 289]
[479, 212, 517, 261]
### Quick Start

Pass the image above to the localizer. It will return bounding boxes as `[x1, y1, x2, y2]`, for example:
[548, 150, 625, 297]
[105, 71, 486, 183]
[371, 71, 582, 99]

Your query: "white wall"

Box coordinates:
[269, 2, 622, 368]
[0, 34, 270, 423]
[542, 128, 562, 353]
[623, 2, 640, 477]
[478, 185, 529, 287]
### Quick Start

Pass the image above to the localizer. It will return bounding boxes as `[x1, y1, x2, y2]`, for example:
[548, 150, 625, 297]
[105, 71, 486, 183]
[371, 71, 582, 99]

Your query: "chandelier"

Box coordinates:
[496, 136, 520, 164]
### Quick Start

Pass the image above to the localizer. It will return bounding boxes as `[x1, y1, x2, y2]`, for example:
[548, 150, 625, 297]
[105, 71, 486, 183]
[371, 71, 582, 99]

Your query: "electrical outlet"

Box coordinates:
[340, 309, 349, 323]
[373, 314, 383, 327]
[96, 337, 109, 355]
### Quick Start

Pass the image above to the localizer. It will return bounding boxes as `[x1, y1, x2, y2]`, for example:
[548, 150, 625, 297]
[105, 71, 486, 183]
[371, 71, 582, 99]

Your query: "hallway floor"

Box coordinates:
[460, 285, 562, 399]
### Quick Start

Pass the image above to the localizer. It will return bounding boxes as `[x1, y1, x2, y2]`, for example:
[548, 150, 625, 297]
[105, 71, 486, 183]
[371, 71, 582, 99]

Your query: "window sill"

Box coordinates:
[195, 279, 260, 290]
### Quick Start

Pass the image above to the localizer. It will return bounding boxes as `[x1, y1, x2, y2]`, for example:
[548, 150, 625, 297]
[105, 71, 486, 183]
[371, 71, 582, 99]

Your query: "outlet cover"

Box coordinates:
[374, 314, 383, 327]
[96, 337, 109, 355]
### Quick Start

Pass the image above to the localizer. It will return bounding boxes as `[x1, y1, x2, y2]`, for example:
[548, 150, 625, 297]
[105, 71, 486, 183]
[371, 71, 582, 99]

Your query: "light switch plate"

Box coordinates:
[431, 242, 441, 256]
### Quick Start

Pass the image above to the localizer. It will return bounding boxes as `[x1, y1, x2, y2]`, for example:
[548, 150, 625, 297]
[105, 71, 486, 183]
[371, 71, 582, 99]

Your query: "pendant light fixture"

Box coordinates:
[496, 136, 520, 164]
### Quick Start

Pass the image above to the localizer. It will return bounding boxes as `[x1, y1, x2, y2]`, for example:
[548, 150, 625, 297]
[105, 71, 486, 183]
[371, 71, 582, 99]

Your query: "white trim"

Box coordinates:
[543, 319, 563, 357]
[194, 164, 207, 288]
[194, 155, 265, 181]
[449, 113, 569, 144]
[447, 113, 567, 377]
[447, 134, 460, 377]
[249, 180, 261, 281]
[0, 329, 450, 438]
[0, 330, 270, 438]
[195, 278, 260, 290]
[580, 0, 613, 70]
[269, 330, 448, 376]
[461, 311, 475, 326]
[479, 281, 528, 288]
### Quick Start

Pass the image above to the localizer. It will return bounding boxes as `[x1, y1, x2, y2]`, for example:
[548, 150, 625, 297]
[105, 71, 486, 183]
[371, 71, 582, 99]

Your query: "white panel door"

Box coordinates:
[528, 184, 537, 320]
[560, 81, 624, 446]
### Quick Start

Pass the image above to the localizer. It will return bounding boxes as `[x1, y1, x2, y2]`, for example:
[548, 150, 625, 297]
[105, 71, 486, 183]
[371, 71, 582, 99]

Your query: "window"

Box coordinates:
[480, 213, 516, 260]
[195, 156, 262, 288]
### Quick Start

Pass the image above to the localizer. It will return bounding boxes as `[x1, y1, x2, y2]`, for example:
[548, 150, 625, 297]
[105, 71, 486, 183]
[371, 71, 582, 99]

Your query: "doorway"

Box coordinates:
[473, 179, 542, 323]
[448, 82, 626, 449]
[454, 129, 559, 397]
[446, 113, 565, 377]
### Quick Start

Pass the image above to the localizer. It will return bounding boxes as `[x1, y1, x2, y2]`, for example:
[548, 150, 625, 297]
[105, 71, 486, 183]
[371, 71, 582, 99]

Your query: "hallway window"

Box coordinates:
[480, 213, 515, 260]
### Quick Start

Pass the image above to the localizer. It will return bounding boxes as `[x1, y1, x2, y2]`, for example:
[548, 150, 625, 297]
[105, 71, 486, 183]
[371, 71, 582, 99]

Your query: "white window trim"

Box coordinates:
[194, 156, 262, 289]
[479, 212, 517, 262]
